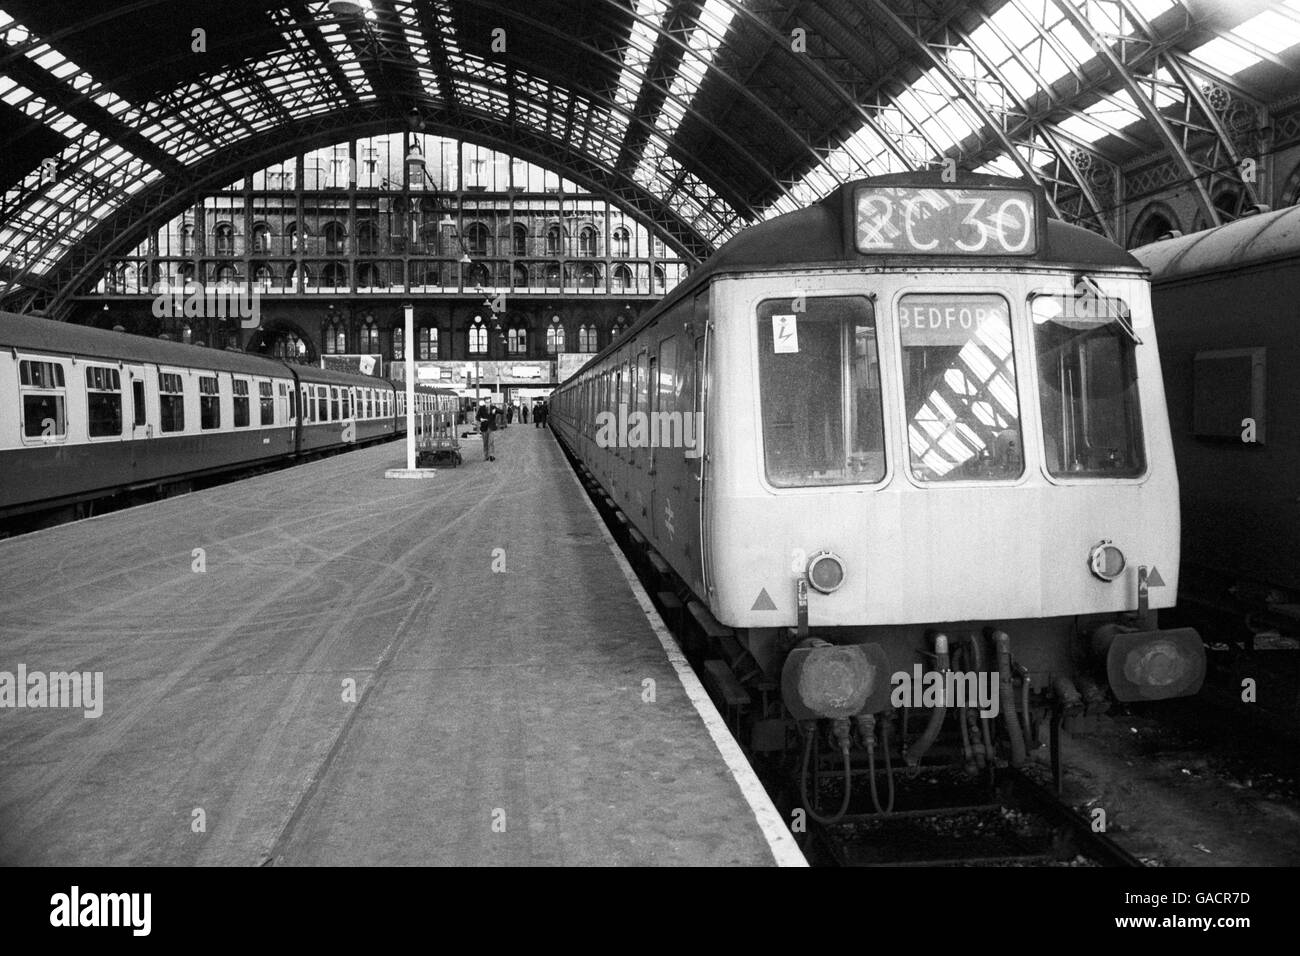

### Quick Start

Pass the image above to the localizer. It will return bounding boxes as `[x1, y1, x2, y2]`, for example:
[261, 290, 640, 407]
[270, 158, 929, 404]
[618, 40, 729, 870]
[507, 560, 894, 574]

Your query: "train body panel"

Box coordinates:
[704, 267, 1180, 629]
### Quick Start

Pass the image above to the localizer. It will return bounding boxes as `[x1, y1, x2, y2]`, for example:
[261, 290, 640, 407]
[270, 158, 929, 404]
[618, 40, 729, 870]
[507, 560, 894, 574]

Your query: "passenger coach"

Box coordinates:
[0, 312, 443, 524]
[552, 172, 1205, 749]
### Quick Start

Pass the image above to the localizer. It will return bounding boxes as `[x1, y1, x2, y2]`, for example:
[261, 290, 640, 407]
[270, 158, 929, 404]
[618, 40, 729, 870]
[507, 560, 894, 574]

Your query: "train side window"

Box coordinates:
[198, 376, 221, 430]
[132, 380, 146, 427]
[756, 296, 885, 487]
[898, 293, 1019, 482]
[19, 359, 67, 441]
[159, 372, 185, 432]
[1032, 294, 1145, 478]
[85, 366, 123, 438]
[330, 387, 340, 421]
[317, 386, 328, 422]
[265, 382, 279, 425]
[232, 379, 251, 428]
[637, 351, 650, 413]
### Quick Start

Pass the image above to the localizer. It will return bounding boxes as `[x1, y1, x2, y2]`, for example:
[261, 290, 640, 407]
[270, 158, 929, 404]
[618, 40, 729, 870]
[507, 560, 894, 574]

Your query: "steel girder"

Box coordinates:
[0, 0, 771, 276]
[9, 101, 719, 321]
[1051, 0, 1260, 229]
[861, 0, 1064, 219]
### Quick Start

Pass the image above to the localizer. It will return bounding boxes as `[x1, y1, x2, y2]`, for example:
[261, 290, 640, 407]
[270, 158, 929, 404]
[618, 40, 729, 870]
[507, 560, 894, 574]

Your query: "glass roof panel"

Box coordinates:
[1189, 36, 1261, 75]
[1232, 9, 1300, 56]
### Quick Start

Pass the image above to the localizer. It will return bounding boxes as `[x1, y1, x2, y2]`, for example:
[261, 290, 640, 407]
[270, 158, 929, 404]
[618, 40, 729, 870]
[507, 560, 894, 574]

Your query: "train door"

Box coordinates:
[656, 325, 703, 591]
[695, 290, 712, 599]
[645, 346, 658, 531]
[125, 364, 150, 439]
[650, 335, 672, 543]
[632, 345, 650, 516]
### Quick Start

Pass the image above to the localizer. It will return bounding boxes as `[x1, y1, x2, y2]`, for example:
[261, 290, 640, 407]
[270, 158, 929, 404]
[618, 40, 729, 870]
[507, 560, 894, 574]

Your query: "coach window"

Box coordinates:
[756, 297, 884, 486]
[317, 386, 328, 421]
[159, 372, 185, 432]
[264, 382, 278, 425]
[1032, 294, 1145, 478]
[132, 380, 146, 427]
[19, 360, 67, 441]
[898, 294, 1020, 482]
[85, 366, 123, 438]
[199, 376, 221, 429]
[331, 387, 341, 420]
[342, 388, 351, 420]
[232, 379, 251, 427]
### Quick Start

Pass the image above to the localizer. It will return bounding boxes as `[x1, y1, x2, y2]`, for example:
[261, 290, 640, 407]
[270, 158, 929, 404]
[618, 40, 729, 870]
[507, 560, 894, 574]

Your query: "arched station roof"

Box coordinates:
[2, 0, 1300, 316]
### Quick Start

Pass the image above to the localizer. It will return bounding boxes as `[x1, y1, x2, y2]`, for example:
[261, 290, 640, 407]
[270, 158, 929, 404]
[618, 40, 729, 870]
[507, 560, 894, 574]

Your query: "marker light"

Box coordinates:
[1088, 540, 1126, 582]
[807, 550, 846, 594]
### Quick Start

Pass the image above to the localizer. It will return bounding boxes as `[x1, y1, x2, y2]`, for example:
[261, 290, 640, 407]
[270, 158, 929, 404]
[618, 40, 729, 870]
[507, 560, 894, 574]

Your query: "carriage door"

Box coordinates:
[126, 364, 150, 440]
[695, 292, 712, 599]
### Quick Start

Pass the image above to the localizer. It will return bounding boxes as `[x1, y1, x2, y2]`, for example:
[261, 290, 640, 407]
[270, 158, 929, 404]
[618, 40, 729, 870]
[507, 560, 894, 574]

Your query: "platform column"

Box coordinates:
[405, 302, 415, 470]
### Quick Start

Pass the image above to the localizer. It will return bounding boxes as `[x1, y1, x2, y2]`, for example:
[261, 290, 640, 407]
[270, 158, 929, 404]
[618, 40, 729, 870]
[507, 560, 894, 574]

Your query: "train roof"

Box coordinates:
[296, 364, 391, 388]
[693, 173, 1140, 284]
[1, 310, 288, 375]
[0, 310, 392, 388]
[1131, 203, 1300, 284]
[566, 172, 1139, 384]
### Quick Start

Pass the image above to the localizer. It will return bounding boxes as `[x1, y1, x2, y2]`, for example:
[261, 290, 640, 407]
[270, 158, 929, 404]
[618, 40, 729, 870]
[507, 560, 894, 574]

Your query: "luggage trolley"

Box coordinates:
[415, 402, 463, 468]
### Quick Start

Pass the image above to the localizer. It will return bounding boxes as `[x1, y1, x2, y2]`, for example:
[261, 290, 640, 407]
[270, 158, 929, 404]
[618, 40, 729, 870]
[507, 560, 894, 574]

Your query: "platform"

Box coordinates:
[0, 427, 799, 866]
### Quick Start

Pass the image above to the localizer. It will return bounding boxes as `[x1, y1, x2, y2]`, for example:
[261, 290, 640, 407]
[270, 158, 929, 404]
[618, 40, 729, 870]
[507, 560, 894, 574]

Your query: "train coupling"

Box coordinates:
[780, 638, 891, 720]
[1089, 623, 1206, 702]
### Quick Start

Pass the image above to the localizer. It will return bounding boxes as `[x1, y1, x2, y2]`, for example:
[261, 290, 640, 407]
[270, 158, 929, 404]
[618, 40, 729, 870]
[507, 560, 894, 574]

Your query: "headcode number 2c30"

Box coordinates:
[858, 195, 1033, 254]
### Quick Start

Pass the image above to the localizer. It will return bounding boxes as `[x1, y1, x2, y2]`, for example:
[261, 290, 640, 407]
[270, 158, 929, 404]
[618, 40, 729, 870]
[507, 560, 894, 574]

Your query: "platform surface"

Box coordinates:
[0, 427, 786, 866]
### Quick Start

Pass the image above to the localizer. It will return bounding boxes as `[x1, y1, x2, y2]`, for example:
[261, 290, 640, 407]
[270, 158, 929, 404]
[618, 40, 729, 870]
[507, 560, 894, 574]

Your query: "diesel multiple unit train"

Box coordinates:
[552, 172, 1205, 797]
[0, 311, 455, 527]
[1134, 208, 1300, 642]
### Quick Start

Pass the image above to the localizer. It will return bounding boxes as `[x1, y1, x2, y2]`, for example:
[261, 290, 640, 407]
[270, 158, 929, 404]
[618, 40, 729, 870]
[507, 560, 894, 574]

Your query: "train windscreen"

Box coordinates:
[756, 296, 885, 487]
[1032, 294, 1145, 478]
[898, 293, 1024, 482]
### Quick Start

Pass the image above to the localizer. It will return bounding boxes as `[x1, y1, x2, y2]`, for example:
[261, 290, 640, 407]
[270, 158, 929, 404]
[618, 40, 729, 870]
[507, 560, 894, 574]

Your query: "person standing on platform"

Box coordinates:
[476, 402, 496, 461]
[507, 404, 515, 425]
[521, 404, 529, 424]
[535, 401, 548, 429]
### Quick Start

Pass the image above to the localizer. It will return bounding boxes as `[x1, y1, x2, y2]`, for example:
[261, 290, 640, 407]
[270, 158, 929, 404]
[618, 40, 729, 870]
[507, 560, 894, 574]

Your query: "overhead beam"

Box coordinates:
[1051, 0, 1220, 227]
[861, 0, 1064, 220]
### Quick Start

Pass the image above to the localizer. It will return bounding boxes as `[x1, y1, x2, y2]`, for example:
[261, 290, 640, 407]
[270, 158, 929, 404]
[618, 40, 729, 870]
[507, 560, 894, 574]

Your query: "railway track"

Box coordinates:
[562, 443, 1142, 868]
[799, 766, 1140, 866]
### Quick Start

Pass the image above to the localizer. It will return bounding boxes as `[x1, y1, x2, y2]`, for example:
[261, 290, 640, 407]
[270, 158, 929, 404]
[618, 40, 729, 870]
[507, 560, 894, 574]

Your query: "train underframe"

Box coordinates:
[689, 600, 1205, 810]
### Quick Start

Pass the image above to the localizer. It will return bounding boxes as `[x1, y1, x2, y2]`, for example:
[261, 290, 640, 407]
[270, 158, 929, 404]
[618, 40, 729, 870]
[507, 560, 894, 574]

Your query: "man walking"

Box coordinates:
[476, 401, 497, 461]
